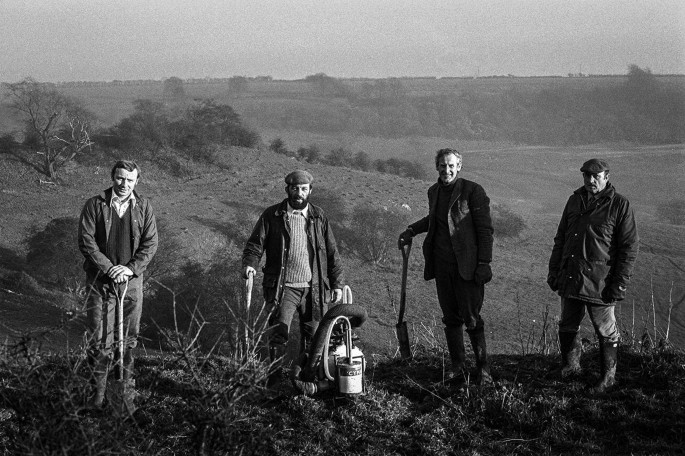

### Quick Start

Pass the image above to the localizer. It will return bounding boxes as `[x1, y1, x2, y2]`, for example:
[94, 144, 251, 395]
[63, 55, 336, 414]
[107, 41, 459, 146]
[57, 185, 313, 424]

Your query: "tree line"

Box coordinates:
[0, 77, 259, 178]
[248, 66, 685, 145]
[268, 138, 429, 180]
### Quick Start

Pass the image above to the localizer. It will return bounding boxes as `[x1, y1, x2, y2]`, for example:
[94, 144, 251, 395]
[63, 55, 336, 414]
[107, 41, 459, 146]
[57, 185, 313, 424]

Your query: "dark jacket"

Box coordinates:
[409, 178, 494, 281]
[242, 199, 344, 318]
[548, 183, 639, 305]
[78, 188, 158, 279]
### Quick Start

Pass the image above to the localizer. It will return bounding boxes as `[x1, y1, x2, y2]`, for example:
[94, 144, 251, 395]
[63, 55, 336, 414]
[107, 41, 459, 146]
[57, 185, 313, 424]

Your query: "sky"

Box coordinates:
[1, 0, 684, 82]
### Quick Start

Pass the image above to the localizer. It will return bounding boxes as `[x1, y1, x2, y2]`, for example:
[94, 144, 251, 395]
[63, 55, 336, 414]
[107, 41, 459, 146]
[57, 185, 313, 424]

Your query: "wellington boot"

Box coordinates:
[88, 370, 108, 409]
[87, 352, 110, 409]
[559, 332, 582, 379]
[468, 328, 493, 386]
[592, 340, 618, 393]
[443, 326, 467, 385]
[267, 344, 287, 388]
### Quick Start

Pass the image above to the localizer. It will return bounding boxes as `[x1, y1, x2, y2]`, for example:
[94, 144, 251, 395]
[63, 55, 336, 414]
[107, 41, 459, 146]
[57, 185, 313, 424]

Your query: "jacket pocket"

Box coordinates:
[585, 260, 611, 296]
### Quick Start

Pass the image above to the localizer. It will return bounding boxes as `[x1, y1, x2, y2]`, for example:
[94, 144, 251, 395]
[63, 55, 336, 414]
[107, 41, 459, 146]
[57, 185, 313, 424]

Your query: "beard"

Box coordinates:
[288, 193, 309, 210]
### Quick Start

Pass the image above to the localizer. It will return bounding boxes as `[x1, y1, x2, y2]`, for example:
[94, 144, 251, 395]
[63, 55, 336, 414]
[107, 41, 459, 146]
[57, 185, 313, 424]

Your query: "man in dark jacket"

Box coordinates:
[242, 170, 344, 385]
[398, 148, 494, 385]
[548, 158, 638, 393]
[78, 160, 158, 408]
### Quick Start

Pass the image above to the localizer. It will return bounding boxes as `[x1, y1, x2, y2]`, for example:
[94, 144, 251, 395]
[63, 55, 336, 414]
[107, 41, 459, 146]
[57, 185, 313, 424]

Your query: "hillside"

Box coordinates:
[0, 142, 683, 357]
[1, 339, 683, 455]
[1, 143, 684, 455]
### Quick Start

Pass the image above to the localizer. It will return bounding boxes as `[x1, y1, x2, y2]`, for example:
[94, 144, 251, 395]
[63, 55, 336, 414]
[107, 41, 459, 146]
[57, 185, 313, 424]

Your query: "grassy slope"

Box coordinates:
[0, 143, 684, 354]
[0, 144, 684, 455]
[1, 343, 683, 455]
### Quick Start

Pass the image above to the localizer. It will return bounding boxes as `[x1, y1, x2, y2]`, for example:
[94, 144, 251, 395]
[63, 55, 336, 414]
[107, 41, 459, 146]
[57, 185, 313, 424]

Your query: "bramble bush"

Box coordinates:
[346, 203, 411, 265]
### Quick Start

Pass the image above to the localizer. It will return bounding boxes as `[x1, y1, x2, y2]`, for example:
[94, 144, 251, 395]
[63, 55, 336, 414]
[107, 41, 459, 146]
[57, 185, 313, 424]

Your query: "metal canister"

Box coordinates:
[337, 358, 363, 395]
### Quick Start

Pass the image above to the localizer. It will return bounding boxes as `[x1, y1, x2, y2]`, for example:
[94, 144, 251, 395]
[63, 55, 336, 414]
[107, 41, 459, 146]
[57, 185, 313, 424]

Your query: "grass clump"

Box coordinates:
[1, 326, 683, 455]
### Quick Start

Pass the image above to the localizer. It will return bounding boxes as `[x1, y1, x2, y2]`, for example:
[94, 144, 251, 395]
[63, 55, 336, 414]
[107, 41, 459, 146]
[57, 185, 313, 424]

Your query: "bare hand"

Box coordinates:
[331, 288, 343, 304]
[108, 265, 133, 283]
[243, 266, 256, 279]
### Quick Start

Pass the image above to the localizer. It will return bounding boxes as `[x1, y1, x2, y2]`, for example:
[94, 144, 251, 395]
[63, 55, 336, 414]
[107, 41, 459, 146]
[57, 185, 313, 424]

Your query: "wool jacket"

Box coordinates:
[78, 187, 158, 279]
[242, 199, 344, 319]
[409, 178, 494, 281]
[548, 183, 639, 305]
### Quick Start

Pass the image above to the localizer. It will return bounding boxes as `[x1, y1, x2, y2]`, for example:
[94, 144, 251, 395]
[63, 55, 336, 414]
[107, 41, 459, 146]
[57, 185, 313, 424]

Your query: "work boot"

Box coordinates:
[559, 331, 582, 379]
[468, 328, 493, 386]
[267, 344, 287, 388]
[592, 339, 618, 393]
[444, 326, 467, 384]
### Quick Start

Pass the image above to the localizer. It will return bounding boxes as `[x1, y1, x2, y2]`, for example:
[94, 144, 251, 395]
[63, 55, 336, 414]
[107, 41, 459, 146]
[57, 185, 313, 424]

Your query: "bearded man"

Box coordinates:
[242, 170, 344, 386]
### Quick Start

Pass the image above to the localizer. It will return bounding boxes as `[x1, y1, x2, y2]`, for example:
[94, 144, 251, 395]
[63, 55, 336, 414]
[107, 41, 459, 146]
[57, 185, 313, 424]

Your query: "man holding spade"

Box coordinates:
[78, 160, 158, 410]
[398, 148, 494, 385]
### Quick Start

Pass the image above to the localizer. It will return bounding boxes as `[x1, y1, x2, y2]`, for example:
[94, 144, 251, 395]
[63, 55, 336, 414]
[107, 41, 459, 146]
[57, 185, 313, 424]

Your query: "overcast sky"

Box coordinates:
[2, 0, 683, 82]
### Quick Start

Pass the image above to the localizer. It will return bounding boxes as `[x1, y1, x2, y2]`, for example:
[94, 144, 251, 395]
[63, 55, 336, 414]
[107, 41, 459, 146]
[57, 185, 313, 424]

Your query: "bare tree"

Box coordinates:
[3, 77, 94, 178]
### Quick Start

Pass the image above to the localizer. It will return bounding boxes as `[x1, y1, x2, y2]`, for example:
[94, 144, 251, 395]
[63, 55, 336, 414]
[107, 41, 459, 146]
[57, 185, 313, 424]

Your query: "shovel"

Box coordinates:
[243, 270, 254, 354]
[397, 241, 413, 360]
[111, 278, 133, 415]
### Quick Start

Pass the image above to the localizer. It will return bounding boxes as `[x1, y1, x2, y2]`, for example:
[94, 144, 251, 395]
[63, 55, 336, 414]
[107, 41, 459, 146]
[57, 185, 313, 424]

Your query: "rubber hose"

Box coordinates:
[301, 303, 368, 381]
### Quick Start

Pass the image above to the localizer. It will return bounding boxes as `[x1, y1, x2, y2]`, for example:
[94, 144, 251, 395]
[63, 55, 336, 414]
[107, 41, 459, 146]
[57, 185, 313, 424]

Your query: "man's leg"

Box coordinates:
[558, 297, 586, 378]
[588, 304, 619, 392]
[434, 261, 468, 382]
[266, 286, 302, 386]
[85, 276, 115, 407]
[453, 271, 491, 386]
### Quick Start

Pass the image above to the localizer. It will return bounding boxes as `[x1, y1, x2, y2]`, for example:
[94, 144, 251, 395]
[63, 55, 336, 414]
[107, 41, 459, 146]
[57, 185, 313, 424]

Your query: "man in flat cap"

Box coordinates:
[548, 158, 638, 392]
[243, 170, 344, 386]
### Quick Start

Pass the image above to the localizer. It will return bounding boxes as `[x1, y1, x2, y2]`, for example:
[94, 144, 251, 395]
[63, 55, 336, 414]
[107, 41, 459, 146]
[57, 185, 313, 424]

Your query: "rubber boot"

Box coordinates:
[468, 328, 493, 386]
[592, 339, 618, 393]
[87, 351, 109, 408]
[559, 331, 582, 379]
[122, 349, 138, 414]
[444, 326, 467, 384]
[267, 344, 287, 388]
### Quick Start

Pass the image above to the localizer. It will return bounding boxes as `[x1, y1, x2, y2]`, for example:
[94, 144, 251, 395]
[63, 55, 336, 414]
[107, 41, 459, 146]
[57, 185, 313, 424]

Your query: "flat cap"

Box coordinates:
[580, 158, 610, 174]
[285, 170, 314, 185]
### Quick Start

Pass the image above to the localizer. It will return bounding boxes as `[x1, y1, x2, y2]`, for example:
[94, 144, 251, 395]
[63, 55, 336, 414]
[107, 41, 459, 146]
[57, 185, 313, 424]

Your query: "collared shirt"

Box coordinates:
[111, 192, 137, 218]
[287, 203, 309, 219]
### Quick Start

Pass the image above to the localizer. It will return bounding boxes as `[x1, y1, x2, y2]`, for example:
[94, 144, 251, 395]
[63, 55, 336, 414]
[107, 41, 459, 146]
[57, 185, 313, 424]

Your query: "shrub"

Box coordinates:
[111, 98, 259, 152]
[492, 204, 527, 238]
[348, 203, 410, 265]
[24, 217, 83, 288]
[0, 133, 16, 154]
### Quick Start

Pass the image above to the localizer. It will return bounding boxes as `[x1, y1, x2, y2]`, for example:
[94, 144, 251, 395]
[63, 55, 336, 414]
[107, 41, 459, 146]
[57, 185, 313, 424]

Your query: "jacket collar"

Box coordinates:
[274, 199, 321, 218]
[103, 187, 141, 207]
[573, 182, 615, 201]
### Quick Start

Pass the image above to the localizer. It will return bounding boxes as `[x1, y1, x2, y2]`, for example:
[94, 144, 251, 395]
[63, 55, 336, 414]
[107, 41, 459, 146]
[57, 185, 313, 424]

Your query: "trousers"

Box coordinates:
[433, 259, 485, 331]
[559, 297, 620, 342]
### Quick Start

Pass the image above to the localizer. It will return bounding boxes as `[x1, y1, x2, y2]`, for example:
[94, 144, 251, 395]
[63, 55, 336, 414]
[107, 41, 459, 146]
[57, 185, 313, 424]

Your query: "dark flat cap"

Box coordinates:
[580, 158, 610, 173]
[285, 170, 314, 185]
